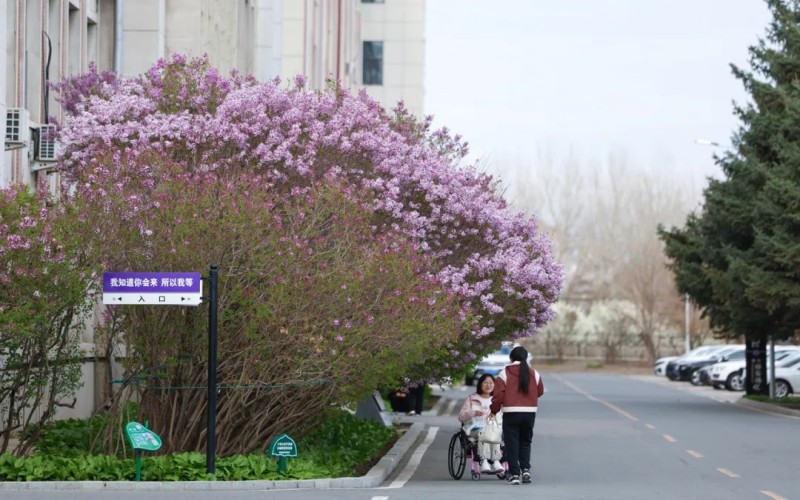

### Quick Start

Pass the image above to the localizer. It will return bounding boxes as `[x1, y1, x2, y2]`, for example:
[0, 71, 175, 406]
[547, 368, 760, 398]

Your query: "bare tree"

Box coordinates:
[496, 148, 701, 361]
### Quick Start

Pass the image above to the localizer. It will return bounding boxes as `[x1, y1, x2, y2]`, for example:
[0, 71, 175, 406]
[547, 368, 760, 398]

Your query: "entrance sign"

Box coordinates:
[102, 272, 202, 306]
[745, 337, 768, 395]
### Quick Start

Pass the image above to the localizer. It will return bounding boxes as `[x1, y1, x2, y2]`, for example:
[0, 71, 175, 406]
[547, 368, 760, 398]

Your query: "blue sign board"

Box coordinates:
[102, 272, 203, 306]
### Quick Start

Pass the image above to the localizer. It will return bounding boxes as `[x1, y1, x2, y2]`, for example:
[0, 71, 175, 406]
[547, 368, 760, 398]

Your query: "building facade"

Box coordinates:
[3, 0, 425, 190]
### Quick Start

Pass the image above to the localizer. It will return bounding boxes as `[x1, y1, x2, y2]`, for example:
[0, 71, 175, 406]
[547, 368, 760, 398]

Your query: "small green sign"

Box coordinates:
[268, 433, 297, 475]
[268, 433, 297, 458]
[125, 422, 162, 452]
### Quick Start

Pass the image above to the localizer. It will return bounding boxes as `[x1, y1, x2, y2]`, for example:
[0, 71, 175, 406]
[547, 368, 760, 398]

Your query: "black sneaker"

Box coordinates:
[507, 474, 521, 485]
[522, 469, 532, 483]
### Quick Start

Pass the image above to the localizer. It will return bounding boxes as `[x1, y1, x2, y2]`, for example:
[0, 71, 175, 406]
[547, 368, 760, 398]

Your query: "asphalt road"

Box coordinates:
[5, 373, 798, 500]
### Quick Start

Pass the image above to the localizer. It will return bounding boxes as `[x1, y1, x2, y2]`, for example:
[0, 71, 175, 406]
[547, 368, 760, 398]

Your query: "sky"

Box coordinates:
[424, 0, 773, 191]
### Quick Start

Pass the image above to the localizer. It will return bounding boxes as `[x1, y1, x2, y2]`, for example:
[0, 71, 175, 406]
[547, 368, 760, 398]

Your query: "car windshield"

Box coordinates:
[684, 346, 723, 359]
[724, 350, 746, 361]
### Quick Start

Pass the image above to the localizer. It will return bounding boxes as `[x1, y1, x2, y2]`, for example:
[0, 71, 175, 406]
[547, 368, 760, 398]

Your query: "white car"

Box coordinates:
[710, 347, 800, 391]
[466, 342, 531, 386]
[772, 355, 800, 397]
[653, 356, 678, 376]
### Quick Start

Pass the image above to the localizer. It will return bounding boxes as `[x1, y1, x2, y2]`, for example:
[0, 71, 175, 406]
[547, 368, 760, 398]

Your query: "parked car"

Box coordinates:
[772, 355, 800, 397]
[682, 346, 743, 385]
[665, 345, 727, 381]
[690, 348, 747, 387]
[693, 364, 715, 386]
[653, 356, 678, 376]
[465, 342, 530, 386]
[712, 347, 800, 391]
[668, 345, 740, 382]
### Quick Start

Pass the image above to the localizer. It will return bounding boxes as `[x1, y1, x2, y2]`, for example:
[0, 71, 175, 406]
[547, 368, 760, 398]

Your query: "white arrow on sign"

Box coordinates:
[103, 293, 203, 306]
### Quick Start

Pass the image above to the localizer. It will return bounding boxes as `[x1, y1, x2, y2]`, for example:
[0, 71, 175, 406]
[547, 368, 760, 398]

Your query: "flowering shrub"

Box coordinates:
[79, 170, 462, 454]
[57, 55, 562, 356]
[50, 55, 562, 453]
[0, 185, 99, 454]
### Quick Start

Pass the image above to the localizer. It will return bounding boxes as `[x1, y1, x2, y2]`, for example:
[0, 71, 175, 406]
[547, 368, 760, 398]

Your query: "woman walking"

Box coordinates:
[490, 345, 543, 485]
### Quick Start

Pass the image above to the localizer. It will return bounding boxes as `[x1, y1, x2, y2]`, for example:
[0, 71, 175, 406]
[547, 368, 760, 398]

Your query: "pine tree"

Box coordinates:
[659, 0, 800, 395]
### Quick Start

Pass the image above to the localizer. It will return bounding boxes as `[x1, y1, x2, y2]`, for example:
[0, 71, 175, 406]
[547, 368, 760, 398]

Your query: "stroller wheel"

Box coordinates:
[471, 471, 480, 480]
[496, 471, 506, 480]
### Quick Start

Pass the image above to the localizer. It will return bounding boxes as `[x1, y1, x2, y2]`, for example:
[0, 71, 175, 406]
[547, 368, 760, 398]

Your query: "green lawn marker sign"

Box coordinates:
[268, 433, 297, 474]
[125, 421, 163, 481]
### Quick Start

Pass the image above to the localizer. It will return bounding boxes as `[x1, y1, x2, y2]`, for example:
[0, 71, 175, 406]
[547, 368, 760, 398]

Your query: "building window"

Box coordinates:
[363, 41, 383, 85]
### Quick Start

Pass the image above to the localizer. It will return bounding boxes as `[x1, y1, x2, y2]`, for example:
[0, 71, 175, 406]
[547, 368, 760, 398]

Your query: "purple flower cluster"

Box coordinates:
[54, 55, 562, 347]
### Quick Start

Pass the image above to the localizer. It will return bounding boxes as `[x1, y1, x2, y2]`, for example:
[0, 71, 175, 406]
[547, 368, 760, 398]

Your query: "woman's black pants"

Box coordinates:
[502, 412, 537, 476]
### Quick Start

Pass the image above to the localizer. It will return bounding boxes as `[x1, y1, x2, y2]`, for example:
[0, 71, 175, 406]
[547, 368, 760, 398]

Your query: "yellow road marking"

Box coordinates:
[761, 491, 786, 500]
[556, 376, 638, 421]
[662, 434, 676, 442]
[686, 449, 703, 458]
[717, 468, 740, 478]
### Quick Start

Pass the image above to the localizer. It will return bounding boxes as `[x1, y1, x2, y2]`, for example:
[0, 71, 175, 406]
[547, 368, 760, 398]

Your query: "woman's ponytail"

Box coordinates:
[510, 346, 531, 394]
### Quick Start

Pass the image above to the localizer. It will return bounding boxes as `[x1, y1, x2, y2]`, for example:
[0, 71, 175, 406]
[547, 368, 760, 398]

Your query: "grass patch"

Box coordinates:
[744, 394, 800, 405]
[1, 409, 397, 481]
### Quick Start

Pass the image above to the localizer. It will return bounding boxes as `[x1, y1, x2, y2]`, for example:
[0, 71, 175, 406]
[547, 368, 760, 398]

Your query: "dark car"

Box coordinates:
[666, 345, 726, 381]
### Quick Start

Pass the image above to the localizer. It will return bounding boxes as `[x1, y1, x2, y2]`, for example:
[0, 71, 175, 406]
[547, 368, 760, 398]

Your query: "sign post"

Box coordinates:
[206, 265, 218, 474]
[102, 268, 218, 474]
[125, 421, 162, 481]
[268, 433, 298, 474]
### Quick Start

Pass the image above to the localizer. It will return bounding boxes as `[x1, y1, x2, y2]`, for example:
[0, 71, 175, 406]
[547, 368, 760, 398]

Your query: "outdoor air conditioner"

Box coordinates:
[5, 107, 30, 144]
[35, 124, 58, 162]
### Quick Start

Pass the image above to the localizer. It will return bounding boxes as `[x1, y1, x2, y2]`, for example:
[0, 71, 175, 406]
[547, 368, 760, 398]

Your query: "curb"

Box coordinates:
[430, 392, 448, 416]
[0, 422, 426, 491]
[735, 397, 800, 418]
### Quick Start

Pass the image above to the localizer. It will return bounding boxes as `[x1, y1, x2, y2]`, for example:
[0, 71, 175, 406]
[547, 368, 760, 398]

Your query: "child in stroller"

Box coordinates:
[458, 373, 504, 475]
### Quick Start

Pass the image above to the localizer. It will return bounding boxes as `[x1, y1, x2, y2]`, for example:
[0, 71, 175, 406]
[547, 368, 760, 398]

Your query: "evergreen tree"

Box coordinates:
[659, 0, 800, 394]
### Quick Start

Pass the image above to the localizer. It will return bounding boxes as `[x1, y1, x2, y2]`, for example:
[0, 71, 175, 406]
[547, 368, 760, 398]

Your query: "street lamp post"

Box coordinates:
[684, 293, 691, 355]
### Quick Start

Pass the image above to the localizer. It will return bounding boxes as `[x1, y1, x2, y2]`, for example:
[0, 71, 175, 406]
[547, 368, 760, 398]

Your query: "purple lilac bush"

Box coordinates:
[56, 56, 562, 353]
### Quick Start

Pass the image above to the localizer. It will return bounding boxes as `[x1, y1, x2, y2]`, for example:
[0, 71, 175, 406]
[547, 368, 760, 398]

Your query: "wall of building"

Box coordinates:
[1, 0, 8, 183]
[117, 0, 253, 78]
[2, 0, 101, 189]
[359, 0, 425, 117]
[1, 0, 105, 427]
[253, 0, 361, 91]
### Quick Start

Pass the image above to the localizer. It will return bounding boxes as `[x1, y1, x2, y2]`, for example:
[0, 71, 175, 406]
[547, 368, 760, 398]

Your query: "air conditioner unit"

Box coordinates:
[5, 107, 30, 144]
[35, 124, 59, 162]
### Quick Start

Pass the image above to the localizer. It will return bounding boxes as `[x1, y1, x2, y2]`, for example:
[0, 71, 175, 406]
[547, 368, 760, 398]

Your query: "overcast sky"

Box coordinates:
[424, 1, 773, 189]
